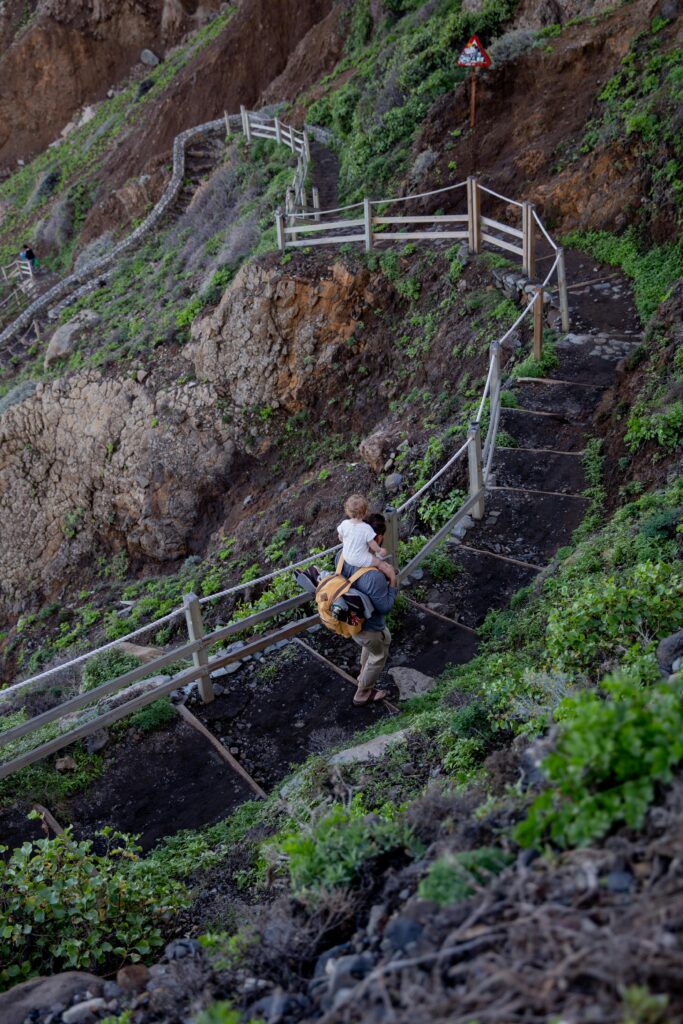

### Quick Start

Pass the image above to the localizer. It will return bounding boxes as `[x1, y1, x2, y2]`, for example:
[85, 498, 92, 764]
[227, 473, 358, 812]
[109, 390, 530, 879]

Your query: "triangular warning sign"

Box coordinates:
[457, 34, 492, 68]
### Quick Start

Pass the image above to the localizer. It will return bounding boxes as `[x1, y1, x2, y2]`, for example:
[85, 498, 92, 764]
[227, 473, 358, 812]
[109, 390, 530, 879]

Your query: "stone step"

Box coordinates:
[465, 487, 589, 564]
[513, 378, 606, 420]
[499, 407, 586, 452]
[493, 447, 586, 495]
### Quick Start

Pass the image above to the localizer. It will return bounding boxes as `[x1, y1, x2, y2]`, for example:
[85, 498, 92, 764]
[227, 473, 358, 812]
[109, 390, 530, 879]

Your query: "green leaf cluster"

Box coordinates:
[0, 827, 186, 990]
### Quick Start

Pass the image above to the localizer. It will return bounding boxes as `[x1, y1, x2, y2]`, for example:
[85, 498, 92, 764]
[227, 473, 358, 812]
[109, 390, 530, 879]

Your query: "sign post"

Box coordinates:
[457, 34, 492, 129]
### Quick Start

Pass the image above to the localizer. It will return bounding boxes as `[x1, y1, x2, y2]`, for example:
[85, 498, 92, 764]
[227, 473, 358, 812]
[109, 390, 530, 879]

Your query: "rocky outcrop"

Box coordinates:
[187, 260, 377, 414]
[0, 371, 233, 616]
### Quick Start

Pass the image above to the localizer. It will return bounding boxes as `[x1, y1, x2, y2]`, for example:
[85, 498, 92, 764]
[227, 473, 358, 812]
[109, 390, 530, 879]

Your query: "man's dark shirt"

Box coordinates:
[341, 561, 397, 632]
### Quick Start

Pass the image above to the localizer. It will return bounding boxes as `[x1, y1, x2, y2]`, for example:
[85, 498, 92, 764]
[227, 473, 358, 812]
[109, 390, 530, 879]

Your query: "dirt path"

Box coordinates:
[310, 139, 340, 211]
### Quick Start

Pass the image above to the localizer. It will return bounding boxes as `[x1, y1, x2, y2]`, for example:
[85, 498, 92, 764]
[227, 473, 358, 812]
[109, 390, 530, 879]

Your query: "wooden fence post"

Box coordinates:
[467, 422, 485, 520]
[528, 202, 536, 280]
[224, 110, 231, 138]
[304, 129, 311, 161]
[383, 507, 400, 587]
[275, 208, 285, 252]
[240, 106, 251, 143]
[534, 287, 544, 360]
[183, 594, 213, 704]
[467, 176, 481, 254]
[490, 340, 501, 405]
[364, 197, 373, 253]
[557, 246, 570, 332]
[312, 186, 320, 222]
[274, 117, 282, 144]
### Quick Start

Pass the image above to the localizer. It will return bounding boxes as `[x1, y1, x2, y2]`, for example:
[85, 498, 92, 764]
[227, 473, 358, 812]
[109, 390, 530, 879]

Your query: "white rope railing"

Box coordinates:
[534, 209, 558, 251]
[395, 439, 470, 515]
[478, 183, 524, 208]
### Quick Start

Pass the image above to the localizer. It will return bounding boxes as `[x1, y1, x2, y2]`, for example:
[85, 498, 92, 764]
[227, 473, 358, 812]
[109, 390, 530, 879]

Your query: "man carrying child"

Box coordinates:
[337, 496, 397, 705]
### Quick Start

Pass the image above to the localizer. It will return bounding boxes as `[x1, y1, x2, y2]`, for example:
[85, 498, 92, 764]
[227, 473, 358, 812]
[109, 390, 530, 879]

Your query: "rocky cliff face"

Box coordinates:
[0, 371, 232, 616]
[187, 259, 378, 415]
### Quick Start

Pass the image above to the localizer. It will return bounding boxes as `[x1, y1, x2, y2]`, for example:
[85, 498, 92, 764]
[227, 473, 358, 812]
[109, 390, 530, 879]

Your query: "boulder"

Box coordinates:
[388, 666, 435, 700]
[140, 48, 160, 66]
[0, 972, 103, 1024]
[359, 428, 401, 474]
[657, 630, 683, 676]
[55, 755, 76, 771]
[329, 730, 407, 765]
[44, 310, 101, 369]
[384, 471, 403, 495]
[117, 641, 165, 663]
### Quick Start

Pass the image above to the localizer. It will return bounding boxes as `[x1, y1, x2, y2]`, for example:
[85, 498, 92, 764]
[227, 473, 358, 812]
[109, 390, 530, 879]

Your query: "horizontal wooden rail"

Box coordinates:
[481, 233, 524, 256]
[284, 218, 364, 234]
[481, 215, 523, 239]
[373, 230, 469, 241]
[0, 614, 319, 779]
[0, 592, 312, 750]
[373, 215, 468, 225]
[399, 490, 483, 581]
[286, 235, 368, 247]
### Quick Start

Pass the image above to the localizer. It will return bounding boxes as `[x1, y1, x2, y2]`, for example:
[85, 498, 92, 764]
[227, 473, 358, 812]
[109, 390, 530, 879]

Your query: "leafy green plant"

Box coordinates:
[81, 649, 141, 693]
[512, 342, 559, 379]
[418, 847, 512, 906]
[0, 827, 185, 989]
[128, 697, 177, 734]
[270, 795, 420, 893]
[515, 672, 683, 849]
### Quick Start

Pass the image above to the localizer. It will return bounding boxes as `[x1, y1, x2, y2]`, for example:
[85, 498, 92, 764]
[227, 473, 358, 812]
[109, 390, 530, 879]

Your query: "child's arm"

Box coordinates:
[376, 559, 397, 587]
[369, 538, 388, 558]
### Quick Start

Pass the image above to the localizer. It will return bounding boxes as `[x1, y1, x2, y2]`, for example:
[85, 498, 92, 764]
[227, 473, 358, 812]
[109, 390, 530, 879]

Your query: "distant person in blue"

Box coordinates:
[19, 245, 36, 271]
[341, 512, 397, 705]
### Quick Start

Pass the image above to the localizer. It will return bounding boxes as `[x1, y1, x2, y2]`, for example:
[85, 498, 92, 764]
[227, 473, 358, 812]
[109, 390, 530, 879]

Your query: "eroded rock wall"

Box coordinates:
[0, 372, 233, 616]
[187, 260, 377, 414]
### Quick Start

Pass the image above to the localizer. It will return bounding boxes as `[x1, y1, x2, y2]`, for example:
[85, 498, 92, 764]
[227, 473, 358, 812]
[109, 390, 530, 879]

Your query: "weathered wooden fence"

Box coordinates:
[0, 114, 569, 780]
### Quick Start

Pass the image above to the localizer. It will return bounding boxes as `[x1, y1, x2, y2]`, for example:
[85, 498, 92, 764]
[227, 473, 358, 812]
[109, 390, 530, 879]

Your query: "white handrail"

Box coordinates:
[396, 439, 470, 515]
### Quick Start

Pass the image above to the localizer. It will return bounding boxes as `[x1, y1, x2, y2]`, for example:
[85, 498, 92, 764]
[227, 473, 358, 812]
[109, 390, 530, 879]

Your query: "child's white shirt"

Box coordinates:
[337, 518, 376, 567]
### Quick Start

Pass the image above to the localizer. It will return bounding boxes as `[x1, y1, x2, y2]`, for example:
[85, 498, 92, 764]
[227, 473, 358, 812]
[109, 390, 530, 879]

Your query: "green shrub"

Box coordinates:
[82, 649, 141, 693]
[418, 847, 512, 906]
[271, 795, 420, 893]
[546, 560, 682, 676]
[128, 697, 177, 734]
[515, 672, 683, 849]
[625, 401, 683, 454]
[0, 827, 185, 990]
[512, 342, 559, 379]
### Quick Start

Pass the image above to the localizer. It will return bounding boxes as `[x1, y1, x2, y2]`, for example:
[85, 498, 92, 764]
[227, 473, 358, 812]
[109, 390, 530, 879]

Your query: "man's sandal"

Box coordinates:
[353, 688, 387, 706]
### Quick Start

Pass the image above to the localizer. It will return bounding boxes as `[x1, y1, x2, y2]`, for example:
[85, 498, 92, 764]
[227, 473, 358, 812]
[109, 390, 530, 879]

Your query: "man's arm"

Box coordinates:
[363, 571, 397, 615]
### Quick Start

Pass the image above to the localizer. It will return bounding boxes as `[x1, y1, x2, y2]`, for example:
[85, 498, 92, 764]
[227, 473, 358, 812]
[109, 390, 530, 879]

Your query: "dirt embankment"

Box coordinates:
[417, 0, 682, 237]
[0, 0, 225, 171]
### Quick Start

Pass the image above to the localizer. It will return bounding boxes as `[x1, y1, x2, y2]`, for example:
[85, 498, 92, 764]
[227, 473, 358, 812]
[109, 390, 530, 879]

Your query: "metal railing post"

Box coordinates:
[534, 287, 544, 361]
[275, 208, 285, 252]
[467, 176, 481, 254]
[528, 202, 536, 280]
[364, 197, 373, 253]
[557, 246, 570, 332]
[183, 593, 213, 704]
[383, 507, 400, 589]
[467, 422, 485, 520]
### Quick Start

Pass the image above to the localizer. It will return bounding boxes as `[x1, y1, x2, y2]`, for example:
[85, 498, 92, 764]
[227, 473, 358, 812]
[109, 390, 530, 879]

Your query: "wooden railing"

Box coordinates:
[0, 117, 570, 781]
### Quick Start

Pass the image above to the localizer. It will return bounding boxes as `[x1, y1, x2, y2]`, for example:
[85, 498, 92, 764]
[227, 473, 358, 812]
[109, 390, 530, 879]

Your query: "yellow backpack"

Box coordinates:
[315, 555, 374, 637]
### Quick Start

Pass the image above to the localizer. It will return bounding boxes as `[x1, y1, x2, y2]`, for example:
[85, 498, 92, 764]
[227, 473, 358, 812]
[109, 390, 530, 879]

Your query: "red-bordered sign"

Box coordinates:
[457, 34, 492, 68]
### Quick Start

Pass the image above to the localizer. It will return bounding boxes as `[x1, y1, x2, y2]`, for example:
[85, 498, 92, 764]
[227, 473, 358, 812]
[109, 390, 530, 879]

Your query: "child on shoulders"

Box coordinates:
[338, 494, 395, 585]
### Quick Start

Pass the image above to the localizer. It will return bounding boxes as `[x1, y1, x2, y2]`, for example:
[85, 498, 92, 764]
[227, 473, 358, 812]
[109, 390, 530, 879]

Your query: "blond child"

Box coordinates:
[337, 494, 396, 585]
